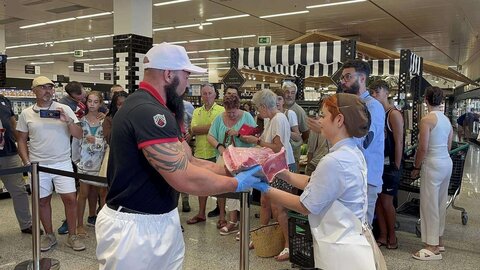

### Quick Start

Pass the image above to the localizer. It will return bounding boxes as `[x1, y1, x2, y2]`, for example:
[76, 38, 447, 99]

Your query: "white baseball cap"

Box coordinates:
[143, 42, 207, 74]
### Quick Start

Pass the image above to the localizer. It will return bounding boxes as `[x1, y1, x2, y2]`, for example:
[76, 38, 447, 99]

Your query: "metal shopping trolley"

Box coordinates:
[397, 142, 469, 237]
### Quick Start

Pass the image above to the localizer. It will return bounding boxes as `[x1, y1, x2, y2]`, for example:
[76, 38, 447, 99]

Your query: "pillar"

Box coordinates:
[113, 0, 153, 93]
[0, 26, 6, 86]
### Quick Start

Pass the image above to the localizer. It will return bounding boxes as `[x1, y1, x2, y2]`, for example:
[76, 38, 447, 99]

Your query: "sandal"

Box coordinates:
[412, 248, 442, 261]
[387, 237, 398, 250]
[219, 221, 239, 235]
[274, 247, 289, 262]
[186, 216, 206, 225]
[216, 219, 228, 229]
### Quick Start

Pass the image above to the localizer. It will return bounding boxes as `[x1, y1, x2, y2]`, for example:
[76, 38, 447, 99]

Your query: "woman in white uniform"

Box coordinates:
[411, 86, 453, 261]
[251, 93, 376, 269]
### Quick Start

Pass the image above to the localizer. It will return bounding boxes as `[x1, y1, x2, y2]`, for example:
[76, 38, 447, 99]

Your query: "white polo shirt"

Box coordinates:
[17, 101, 78, 164]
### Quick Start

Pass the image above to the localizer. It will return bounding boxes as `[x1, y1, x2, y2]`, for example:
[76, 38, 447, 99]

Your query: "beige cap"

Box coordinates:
[337, 93, 371, 138]
[32, 76, 54, 88]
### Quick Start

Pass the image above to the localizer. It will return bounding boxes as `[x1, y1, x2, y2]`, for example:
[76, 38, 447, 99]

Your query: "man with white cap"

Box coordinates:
[95, 43, 262, 270]
[16, 76, 85, 252]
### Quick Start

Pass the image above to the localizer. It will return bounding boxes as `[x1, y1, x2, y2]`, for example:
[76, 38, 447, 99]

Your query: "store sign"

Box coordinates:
[74, 50, 83, 57]
[257, 36, 271, 46]
[100, 72, 112, 80]
[25, 65, 37, 74]
[221, 67, 246, 89]
[73, 62, 89, 73]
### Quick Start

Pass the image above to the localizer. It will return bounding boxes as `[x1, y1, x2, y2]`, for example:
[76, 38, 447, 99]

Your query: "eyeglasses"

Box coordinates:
[339, 73, 357, 82]
[37, 84, 54, 90]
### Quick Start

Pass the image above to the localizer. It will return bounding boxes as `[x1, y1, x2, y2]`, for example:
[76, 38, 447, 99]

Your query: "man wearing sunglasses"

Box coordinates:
[17, 76, 85, 252]
[340, 60, 385, 226]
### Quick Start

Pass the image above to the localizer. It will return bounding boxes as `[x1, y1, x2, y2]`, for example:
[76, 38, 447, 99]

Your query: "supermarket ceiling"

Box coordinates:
[2, 0, 479, 82]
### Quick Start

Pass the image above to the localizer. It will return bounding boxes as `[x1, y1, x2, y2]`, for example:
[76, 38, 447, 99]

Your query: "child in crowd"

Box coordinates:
[72, 91, 107, 236]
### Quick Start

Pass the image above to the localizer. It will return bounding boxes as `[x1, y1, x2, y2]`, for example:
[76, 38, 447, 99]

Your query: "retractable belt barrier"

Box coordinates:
[2, 163, 251, 270]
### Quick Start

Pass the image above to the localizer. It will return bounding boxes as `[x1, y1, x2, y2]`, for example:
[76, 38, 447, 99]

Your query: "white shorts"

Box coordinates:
[96, 205, 184, 270]
[36, 160, 76, 198]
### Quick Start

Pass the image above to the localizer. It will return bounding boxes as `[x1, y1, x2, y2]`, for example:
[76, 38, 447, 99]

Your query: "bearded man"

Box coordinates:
[340, 59, 385, 226]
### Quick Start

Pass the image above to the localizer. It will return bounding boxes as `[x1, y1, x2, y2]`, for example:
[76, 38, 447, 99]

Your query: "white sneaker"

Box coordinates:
[66, 234, 86, 251]
[40, 233, 57, 252]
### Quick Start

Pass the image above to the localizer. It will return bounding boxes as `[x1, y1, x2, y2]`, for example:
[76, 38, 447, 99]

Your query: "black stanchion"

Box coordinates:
[15, 163, 59, 270]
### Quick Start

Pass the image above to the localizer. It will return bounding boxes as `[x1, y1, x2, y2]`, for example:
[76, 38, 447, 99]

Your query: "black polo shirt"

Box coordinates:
[106, 81, 182, 214]
[0, 95, 18, 157]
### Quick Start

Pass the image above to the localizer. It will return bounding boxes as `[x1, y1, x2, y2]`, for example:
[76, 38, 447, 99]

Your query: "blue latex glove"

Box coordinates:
[252, 181, 270, 193]
[235, 165, 262, 192]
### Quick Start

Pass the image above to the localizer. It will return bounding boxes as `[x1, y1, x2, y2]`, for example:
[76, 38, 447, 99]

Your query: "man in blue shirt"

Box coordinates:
[340, 59, 385, 225]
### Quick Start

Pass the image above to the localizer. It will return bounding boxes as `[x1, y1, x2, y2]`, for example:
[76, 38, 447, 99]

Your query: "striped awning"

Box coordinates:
[368, 59, 401, 76]
[409, 52, 422, 76]
[237, 41, 344, 78]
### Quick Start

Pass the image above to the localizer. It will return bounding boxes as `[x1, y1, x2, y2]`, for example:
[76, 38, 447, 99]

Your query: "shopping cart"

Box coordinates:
[397, 142, 469, 237]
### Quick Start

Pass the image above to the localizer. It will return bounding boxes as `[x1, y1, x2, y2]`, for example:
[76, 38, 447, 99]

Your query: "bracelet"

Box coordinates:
[216, 143, 225, 150]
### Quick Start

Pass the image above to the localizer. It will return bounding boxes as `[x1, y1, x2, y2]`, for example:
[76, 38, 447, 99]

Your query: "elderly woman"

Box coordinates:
[251, 93, 376, 269]
[207, 94, 256, 234]
[241, 89, 295, 261]
[411, 86, 453, 261]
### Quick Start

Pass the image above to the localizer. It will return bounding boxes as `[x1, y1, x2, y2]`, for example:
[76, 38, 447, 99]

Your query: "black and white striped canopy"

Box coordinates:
[236, 41, 345, 78]
[234, 41, 422, 79]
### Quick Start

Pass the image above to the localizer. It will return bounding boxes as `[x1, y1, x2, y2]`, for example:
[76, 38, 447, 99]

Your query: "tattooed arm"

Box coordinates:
[181, 140, 228, 175]
[142, 141, 237, 195]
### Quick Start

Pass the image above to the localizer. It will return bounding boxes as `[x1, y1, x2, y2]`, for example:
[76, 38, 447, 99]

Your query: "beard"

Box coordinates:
[165, 76, 185, 125]
[341, 80, 360, 95]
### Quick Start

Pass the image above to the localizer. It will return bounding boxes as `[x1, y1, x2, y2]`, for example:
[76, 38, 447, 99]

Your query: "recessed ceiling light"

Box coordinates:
[206, 56, 229, 60]
[189, 38, 220, 43]
[76, 12, 113, 19]
[306, 0, 366, 9]
[206, 14, 249, 22]
[20, 22, 47, 29]
[154, 0, 191, 7]
[46, 17, 76, 24]
[259, 10, 309, 19]
[221, 34, 256, 40]
[198, 49, 225, 53]
[30, 61, 54, 65]
[153, 27, 174, 31]
[175, 22, 212, 29]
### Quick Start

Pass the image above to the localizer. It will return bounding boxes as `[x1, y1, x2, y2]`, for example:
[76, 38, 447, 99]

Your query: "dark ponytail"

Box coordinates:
[425, 86, 443, 106]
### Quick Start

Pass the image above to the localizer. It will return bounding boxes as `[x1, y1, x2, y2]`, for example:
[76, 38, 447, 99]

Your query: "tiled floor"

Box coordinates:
[0, 144, 479, 269]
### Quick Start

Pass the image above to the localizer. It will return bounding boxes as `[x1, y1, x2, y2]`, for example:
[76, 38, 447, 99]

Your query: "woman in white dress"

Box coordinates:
[411, 86, 453, 261]
[251, 93, 376, 269]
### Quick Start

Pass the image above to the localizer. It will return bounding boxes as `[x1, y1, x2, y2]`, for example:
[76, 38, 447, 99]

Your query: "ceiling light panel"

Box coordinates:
[306, 0, 367, 9]
[175, 22, 212, 29]
[221, 34, 256, 40]
[189, 38, 220, 43]
[259, 10, 309, 19]
[206, 14, 249, 22]
[19, 12, 114, 29]
[76, 12, 113, 19]
[154, 0, 191, 7]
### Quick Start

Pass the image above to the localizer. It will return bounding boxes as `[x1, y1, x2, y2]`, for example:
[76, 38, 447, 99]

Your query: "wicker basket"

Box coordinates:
[250, 223, 285, 258]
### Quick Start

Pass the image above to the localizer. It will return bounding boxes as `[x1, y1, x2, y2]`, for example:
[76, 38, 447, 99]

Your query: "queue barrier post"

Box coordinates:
[239, 191, 250, 270]
[15, 162, 60, 270]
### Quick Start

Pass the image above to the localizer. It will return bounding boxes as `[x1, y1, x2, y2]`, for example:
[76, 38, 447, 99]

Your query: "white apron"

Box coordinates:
[309, 146, 376, 270]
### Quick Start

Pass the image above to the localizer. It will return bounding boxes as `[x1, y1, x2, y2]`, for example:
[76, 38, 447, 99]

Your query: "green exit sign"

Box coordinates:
[257, 36, 271, 45]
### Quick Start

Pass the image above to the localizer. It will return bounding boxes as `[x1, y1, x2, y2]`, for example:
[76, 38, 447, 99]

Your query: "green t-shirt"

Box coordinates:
[208, 111, 257, 158]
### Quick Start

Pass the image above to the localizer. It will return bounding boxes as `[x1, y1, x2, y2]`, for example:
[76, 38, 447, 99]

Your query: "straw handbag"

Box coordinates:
[250, 223, 285, 258]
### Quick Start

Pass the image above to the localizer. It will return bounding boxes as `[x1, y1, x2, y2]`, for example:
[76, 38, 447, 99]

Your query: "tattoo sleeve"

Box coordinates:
[143, 143, 188, 173]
